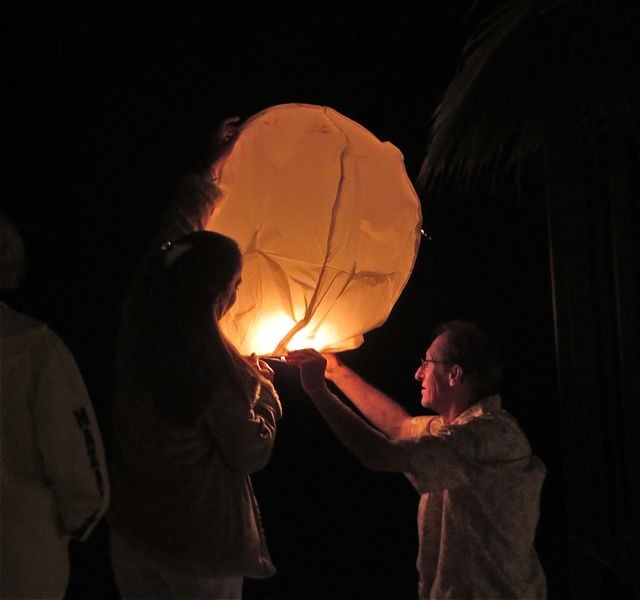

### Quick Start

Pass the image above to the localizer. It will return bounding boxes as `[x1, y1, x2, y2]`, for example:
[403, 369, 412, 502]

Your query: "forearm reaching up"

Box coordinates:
[286, 350, 409, 472]
[322, 353, 412, 440]
[150, 117, 240, 248]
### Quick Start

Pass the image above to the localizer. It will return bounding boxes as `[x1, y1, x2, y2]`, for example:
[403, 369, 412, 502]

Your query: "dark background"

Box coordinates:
[4, 2, 605, 598]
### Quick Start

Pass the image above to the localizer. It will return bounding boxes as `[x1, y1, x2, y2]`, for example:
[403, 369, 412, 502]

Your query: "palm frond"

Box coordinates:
[419, 0, 543, 191]
[418, 0, 640, 193]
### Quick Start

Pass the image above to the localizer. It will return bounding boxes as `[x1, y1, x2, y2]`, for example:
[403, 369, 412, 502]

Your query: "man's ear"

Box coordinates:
[449, 365, 464, 386]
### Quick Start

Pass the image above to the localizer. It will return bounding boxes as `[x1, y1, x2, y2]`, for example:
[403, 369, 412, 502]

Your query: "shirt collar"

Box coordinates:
[452, 394, 502, 425]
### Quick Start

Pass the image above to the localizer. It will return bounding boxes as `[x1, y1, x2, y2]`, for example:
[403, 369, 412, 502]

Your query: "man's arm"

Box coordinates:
[323, 353, 412, 440]
[286, 350, 409, 472]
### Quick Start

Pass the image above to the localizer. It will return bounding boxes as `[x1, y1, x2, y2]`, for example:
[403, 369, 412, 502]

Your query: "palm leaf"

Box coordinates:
[419, 0, 544, 190]
[419, 0, 640, 192]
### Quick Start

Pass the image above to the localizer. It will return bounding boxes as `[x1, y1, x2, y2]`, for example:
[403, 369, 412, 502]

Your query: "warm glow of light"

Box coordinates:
[286, 322, 335, 352]
[251, 314, 294, 356]
[250, 312, 336, 356]
[208, 104, 422, 357]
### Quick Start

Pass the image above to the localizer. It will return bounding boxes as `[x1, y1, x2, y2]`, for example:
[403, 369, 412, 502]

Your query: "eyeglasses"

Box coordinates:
[419, 357, 451, 369]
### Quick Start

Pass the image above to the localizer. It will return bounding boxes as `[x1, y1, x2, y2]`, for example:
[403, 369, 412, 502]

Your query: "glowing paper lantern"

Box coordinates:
[207, 103, 422, 356]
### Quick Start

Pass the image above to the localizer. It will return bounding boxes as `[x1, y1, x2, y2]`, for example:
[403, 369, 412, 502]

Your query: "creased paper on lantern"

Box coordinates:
[207, 103, 422, 356]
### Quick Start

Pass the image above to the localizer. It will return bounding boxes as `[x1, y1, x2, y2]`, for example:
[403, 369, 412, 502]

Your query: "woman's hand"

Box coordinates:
[249, 354, 275, 381]
[285, 349, 328, 393]
[257, 359, 275, 382]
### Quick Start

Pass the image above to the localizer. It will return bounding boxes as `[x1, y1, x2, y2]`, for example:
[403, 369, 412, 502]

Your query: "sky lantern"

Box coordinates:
[207, 103, 422, 356]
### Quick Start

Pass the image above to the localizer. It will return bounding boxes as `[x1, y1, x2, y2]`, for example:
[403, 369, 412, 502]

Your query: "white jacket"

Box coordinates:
[0, 302, 109, 599]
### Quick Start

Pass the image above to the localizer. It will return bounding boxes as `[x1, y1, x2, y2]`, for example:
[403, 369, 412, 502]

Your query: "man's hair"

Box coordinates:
[434, 320, 502, 400]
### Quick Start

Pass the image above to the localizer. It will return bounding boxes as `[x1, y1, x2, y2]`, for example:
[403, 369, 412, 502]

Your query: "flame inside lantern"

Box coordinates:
[249, 313, 336, 356]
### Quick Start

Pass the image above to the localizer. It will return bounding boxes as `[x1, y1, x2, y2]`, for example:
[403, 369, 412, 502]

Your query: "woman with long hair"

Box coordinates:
[108, 230, 281, 599]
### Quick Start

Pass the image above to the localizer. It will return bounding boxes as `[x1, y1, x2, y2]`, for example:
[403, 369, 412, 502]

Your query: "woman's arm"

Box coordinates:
[205, 378, 282, 474]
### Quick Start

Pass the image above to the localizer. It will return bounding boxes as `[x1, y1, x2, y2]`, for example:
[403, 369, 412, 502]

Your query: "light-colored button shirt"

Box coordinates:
[397, 395, 547, 599]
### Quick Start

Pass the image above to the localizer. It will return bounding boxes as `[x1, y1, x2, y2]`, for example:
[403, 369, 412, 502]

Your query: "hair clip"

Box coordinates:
[164, 242, 194, 267]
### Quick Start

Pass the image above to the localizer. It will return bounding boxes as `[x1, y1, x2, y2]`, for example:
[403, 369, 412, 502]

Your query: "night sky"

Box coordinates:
[5, 3, 566, 598]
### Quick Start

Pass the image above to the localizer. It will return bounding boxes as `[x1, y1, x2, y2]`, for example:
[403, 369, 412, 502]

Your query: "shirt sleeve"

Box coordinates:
[32, 330, 110, 540]
[397, 415, 441, 439]
[205, 379, 282, 474]
[398, 423, 476, 493]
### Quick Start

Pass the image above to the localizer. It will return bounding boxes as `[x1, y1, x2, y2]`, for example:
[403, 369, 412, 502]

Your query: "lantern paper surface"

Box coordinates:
[207, 103, 422, 356]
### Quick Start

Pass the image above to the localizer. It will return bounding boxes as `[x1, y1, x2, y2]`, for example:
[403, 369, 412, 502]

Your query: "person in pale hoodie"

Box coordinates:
[0, 212, 109, 599]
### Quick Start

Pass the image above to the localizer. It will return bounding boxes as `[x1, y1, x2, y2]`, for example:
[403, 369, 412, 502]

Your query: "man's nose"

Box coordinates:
[415, 366, 424, 381]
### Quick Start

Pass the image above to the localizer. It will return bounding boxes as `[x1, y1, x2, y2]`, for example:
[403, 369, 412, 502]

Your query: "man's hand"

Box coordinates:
[321, 352, 343, 382]
[285, 349, 328, 393]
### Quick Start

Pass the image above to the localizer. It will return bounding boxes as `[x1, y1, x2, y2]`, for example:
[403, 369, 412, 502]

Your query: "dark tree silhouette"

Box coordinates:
[419, 1, 640, 598]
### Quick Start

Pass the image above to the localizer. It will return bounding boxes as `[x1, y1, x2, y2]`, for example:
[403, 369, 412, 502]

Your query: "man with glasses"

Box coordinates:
[286, 319, 546, 599]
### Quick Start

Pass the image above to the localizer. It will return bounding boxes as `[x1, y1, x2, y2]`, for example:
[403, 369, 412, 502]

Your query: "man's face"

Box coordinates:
[414, 333, 451, 412]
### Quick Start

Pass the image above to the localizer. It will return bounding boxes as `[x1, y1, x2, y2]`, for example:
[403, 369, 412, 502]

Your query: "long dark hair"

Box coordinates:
[117, 231, 259, 425]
